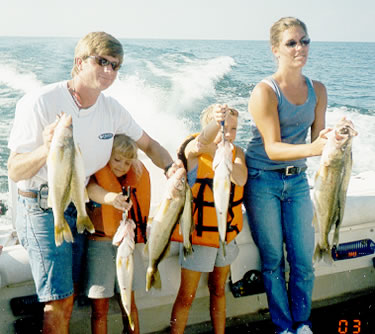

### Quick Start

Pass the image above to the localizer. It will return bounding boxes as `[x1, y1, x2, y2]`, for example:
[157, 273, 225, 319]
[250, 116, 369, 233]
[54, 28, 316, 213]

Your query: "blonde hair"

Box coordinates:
[71, 32, 124, 77]
[200, 104, 239, 128]
[111, 134, 142, 178]
[270, 17, 308, 47]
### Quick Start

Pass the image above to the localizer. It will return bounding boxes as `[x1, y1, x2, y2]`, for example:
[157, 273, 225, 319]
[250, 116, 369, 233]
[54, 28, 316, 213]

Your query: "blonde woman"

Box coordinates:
[243, 17, 330, 334]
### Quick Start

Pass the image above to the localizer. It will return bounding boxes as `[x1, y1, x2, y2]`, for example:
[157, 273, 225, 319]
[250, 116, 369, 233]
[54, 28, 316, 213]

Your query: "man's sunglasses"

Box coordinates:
[285, 38, 311, 48]
[88, 55, 121, 71]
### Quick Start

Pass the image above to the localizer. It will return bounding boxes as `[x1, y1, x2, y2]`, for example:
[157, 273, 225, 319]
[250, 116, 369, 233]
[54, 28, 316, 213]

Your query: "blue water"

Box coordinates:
[1, 37, 374, 209]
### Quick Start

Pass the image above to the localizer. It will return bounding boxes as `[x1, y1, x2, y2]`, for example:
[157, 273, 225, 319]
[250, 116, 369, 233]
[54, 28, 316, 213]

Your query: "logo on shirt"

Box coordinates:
[98, 133, 113, 140]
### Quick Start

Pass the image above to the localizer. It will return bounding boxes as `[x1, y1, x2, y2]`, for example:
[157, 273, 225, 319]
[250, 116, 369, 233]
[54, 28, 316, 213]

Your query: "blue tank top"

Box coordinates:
[245, 76, 316, 170]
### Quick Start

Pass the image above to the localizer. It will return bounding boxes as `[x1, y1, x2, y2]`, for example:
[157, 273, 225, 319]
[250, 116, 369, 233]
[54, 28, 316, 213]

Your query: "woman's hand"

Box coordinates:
[311, 127, 332, 156]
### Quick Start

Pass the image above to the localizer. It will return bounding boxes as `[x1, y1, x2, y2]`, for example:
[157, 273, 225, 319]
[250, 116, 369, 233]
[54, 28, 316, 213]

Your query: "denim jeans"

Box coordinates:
[243, 168, 315, 334]
[16, 195, 86, 302]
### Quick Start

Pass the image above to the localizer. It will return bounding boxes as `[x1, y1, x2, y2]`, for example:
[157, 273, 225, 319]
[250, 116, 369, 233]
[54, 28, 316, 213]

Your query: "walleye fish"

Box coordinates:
[180, 184, 194, 258]
[213, 135, 233, 255]
[145, 167, 187, 291]
[313, 118, 358, 263]
[113, 217, 136, 331]
[173, 182, 194, 259]
[47, 113, 94, 246]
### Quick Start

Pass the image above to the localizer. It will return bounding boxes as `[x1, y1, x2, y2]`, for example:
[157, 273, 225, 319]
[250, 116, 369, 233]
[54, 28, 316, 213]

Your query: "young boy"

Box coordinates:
[85, 134, 151, 334]
[170, 104, 247, 333]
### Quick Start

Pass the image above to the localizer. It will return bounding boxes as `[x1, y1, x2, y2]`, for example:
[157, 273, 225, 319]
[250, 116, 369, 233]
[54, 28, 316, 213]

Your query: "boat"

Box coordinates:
[1, 171, 375, 333]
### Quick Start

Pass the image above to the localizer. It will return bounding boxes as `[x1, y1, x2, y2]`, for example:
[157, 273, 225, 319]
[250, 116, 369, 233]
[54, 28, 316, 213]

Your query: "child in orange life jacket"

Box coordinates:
[85, 134, 151, 334]
[170, 104, 247, 334]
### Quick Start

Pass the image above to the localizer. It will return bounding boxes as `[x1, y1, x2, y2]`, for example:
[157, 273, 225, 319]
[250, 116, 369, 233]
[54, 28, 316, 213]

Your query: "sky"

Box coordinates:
[0, 0, 374, 42]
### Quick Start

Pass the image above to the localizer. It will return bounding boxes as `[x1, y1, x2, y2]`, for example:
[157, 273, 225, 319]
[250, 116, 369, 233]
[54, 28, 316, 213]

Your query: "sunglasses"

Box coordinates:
[88, 55, 121, 71]
[285, 38, 311, 48]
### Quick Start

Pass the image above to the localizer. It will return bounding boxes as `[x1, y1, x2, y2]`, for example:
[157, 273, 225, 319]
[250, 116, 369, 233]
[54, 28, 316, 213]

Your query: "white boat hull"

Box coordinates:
[1, 172, 375, 333]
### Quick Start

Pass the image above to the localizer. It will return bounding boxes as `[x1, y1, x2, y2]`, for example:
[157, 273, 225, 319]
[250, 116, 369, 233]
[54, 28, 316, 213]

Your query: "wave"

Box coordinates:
[0, 64, 42, 94]
[105, 74, 191, 154]
[306, 106, 375, 176]
[145, 55, 236, 109]
[329, 103, 375, 117]
[105, 74, 193, 204]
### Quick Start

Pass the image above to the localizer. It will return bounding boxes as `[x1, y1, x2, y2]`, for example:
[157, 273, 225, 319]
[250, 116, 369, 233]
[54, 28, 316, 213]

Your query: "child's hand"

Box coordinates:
[108, 192, 133, 212]
[213, 104, 229, 126]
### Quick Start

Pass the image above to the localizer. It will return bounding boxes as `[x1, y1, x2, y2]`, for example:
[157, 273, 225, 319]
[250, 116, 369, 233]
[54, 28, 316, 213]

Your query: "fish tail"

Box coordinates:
[313, 244, 334, 265]
[146, 267, 161, 291]
[313, 244, 322, 263]
[322, 248, 334, 265]
[221, 239, 226, 258]
[128, 314, 135, 331]
[119, 293, 134, 330]
[183, 243, 193, 259]
[76, 215, 95, 234]
[55, 218, 74, 246]
[143, 242, 149, 256]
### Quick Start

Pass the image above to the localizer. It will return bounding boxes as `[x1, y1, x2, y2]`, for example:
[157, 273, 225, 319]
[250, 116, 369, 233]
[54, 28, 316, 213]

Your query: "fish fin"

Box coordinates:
[127, 314, 135, 331]
[313, 244, 334, 265]
[146, 267, 161, 291]
[55, 218, 74, 246]
[322, 250, 335, 265]
[221, 239, 226, 258]
[313, 244, 322, 264]
[125, 257, 131, 270]
[119, 292, 133, 330]
[332, 224, 341, 246]
[143, 242, 149, 256]
[153, 270, 162, 290]
[183, 243, 193, 259]
[76, 215, 95, 234]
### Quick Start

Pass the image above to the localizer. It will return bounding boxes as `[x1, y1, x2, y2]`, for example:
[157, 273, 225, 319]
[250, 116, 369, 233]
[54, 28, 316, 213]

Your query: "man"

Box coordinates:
[7, 31, 177, 334]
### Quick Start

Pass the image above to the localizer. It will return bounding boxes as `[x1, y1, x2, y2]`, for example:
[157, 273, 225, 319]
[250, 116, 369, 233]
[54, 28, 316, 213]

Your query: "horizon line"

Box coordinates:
[0, 35, 374, 44]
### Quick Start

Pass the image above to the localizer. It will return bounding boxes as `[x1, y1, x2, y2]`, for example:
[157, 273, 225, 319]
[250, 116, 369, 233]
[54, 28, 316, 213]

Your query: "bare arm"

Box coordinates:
[197, 105, 227, 145]
[310, 80, 328, 141]
[184, 105, 227, 171]
[87, 177, 131, 211]
[135, 131, 184, 178]
[7, 119, 58, 182]
[249, 82, 329, 161]
[136, 131, 173, 168]
[231, 146, 247, 186]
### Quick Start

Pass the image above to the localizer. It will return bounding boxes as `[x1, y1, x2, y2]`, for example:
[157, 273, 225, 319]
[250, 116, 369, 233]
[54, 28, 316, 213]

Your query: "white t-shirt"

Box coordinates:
[8, 80, 143, 191]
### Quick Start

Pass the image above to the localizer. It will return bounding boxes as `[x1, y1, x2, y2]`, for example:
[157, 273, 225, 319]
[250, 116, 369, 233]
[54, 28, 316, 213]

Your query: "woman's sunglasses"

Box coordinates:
[285, 38, 311, 48]
[88, 55, 121, 71]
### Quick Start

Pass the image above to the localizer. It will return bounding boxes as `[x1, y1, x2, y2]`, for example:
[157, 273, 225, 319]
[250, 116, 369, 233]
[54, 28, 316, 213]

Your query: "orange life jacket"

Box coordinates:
[87, 162, 151, 243]
[171, 134, 244, 248]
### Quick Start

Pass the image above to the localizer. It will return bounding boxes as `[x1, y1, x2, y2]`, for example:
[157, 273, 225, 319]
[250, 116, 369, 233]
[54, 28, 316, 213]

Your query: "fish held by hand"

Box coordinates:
[47, 113, 94, 246]
[213, 139, 233, 256]
[144, 167, 187, 291]
[313, 118, 358, 264]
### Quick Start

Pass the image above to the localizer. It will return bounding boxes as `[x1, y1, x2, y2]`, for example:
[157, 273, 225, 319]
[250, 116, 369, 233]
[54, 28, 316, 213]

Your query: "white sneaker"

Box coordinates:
[296, 325, 313, 334]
